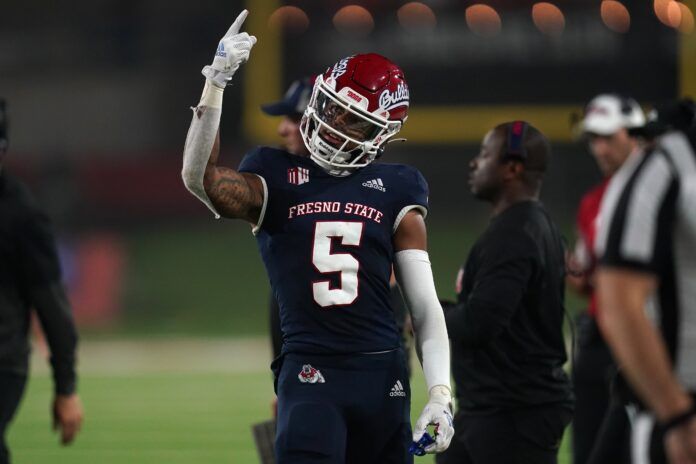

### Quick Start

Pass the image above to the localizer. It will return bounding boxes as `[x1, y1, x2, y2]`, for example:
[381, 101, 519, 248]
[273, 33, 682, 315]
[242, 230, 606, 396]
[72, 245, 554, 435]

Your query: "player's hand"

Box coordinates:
[665, 415, 696, 464]
[202, 10, 257, 89]
[413, 385, 454, 454]
[52, 394, 83, 445]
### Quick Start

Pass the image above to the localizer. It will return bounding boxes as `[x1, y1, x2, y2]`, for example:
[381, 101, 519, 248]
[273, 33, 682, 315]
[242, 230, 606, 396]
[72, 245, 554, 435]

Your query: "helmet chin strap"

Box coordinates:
[311, 152, 353, 177]
[363, 141, 376, 156]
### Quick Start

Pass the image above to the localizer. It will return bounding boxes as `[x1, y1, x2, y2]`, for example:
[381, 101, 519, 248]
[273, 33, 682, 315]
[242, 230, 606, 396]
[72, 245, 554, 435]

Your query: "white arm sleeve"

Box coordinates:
[394, 249, 451, 392]
[182, 80, 225, 219]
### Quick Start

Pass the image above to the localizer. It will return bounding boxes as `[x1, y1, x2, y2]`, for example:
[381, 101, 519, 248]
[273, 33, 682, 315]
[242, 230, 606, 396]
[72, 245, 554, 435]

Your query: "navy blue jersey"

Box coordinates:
[239, 148, 428, 355]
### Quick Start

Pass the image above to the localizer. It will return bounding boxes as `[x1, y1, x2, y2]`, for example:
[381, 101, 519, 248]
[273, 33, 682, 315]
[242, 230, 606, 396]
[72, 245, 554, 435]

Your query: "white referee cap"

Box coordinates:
[581, 94, 646, 136]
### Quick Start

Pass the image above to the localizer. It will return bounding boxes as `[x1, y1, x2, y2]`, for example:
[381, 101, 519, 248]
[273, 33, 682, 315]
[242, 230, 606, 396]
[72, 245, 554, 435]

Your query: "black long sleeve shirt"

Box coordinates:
[444, 201, 573, 413]
[0, 172, 78, 394]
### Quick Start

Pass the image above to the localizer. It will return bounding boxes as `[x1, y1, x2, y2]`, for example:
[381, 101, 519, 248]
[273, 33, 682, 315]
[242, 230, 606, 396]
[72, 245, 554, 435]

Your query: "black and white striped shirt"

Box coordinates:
[596, 130, 696, 391]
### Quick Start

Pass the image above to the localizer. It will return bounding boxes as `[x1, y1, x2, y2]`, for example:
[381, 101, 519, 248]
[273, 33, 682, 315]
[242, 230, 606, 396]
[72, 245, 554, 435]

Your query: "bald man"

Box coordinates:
[438, 122, 574, 464]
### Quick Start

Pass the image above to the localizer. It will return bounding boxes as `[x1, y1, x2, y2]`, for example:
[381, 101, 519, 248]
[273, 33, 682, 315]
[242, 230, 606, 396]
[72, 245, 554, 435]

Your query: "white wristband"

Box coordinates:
[429, 385, 452, 404]
[200, 80, 224, 109]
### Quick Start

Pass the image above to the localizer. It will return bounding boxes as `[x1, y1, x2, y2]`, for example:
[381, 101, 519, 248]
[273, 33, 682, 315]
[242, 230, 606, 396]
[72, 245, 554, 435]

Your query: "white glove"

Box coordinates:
[201, 9, 257, 89]
[413, 385, 454, 454]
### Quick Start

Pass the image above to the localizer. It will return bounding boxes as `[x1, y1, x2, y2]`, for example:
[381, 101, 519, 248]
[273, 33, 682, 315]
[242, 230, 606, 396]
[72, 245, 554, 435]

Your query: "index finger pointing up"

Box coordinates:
[224, 9, 249, 37]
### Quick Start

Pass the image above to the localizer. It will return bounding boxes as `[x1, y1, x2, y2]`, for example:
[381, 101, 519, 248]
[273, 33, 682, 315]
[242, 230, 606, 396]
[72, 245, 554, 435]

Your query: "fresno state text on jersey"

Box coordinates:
[288, 201, 384, 223]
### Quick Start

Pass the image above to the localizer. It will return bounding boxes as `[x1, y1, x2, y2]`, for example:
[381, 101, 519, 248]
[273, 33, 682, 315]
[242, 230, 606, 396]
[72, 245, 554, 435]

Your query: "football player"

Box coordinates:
[182, 10, 453, 463]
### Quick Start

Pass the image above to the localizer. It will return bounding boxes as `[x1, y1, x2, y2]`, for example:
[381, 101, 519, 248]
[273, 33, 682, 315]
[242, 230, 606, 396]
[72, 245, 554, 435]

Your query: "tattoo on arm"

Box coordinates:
[195, 118, 263, 223]
[205, 167, 263, 223]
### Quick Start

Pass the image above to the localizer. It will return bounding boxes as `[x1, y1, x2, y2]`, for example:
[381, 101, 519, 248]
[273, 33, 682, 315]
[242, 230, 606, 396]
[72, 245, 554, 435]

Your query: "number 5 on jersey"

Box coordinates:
[312, 221, 364, 307]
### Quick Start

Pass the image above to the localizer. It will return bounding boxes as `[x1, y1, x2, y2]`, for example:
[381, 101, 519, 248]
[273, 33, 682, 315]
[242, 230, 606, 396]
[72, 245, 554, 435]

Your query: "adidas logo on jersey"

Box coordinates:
[389, 380, 406, 397]
[362, 178, 386, 192]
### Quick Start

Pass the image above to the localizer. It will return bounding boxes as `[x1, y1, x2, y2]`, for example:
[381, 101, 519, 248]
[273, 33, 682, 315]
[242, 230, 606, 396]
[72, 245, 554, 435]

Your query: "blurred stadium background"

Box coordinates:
[1, 0, 694, 462]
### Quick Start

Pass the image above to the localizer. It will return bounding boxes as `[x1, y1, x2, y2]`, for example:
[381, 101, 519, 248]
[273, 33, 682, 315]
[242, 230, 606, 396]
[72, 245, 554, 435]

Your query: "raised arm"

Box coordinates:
[181, 10, 263, 223]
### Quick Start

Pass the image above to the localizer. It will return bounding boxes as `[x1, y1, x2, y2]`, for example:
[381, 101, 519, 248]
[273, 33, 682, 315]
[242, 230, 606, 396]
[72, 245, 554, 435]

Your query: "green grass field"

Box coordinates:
[8, 338, 572, 464]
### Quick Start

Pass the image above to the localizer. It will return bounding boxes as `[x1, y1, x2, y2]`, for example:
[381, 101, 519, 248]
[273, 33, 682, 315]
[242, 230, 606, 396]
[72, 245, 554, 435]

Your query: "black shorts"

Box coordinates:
[273, 349, 412, 464]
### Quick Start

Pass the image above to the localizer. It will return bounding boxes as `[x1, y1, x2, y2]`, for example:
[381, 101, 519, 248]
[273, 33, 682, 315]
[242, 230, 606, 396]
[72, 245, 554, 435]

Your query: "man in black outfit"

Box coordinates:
[437, 121, 574, 464]
[0, 99, 83, 464]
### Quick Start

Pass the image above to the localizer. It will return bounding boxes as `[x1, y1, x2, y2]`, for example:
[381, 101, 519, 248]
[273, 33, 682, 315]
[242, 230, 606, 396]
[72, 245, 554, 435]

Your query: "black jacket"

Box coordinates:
[444, 201, 573, 413]
[0, 172, 77, 394]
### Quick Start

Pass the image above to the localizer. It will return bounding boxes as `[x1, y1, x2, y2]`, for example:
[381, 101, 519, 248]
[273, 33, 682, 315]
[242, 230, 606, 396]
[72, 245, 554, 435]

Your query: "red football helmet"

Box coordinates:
[300, 53, 410, 176]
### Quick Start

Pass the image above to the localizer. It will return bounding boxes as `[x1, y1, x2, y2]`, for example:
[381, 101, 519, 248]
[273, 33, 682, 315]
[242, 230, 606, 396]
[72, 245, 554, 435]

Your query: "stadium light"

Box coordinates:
[677, 2, 694, 33]
[654, 0, 682, 27]
[333, 5, 375, 37]
[268, 6, 310, 34]
[532, 2, 565, 36]
[465, 4, 502, 37]
[668, 1, 683, 27]
[601, 0, 631, 33]
[397, 2, 437, 31]
[654, 0, 695, 32]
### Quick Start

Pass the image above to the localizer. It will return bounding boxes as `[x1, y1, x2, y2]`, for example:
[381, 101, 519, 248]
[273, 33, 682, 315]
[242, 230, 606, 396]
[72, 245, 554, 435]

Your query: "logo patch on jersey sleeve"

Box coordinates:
[298, 364, 326, 384]
[288, 167, 310, 185]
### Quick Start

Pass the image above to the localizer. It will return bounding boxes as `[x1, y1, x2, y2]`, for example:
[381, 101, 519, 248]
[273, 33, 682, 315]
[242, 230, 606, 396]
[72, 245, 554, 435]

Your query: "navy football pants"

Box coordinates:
[274, 349, 413, 464]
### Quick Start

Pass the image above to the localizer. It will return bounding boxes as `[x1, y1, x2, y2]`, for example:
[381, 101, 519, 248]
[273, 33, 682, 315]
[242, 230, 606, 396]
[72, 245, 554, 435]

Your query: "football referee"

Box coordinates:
[437, 121, 574, 464]
[596, 99, 696, 464]
[0, 99, 83, 464]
